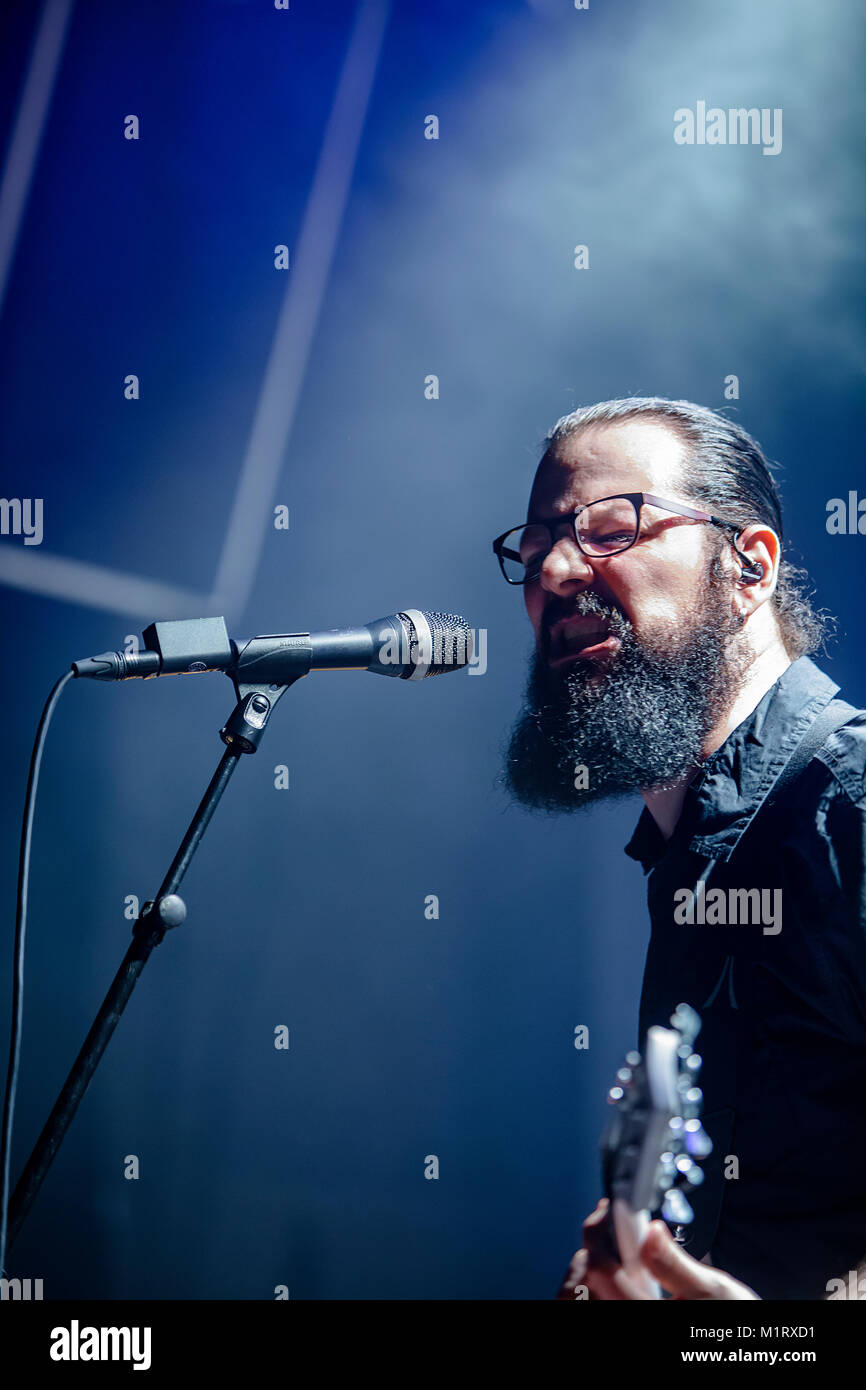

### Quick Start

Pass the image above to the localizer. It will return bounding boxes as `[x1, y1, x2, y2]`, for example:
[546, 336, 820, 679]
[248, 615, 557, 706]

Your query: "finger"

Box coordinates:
[585, 1255, 663, 1301]
[577, 1205, 627, 1299]
[555, 1248, 588, 1299]
[639, 1222, 714, 1297]
[640, 1221, 757, 1300]
[582, 1199, 620, 1267]
[555, 1243, 643, 1302]
[581, 1200, 659, 1299]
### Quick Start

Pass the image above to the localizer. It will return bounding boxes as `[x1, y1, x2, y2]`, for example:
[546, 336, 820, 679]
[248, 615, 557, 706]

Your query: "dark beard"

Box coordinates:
[500, 563, 746, 812]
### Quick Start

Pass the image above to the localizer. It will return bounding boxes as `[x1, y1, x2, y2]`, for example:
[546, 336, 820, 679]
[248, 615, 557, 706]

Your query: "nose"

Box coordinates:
[537, 536, 596, 595]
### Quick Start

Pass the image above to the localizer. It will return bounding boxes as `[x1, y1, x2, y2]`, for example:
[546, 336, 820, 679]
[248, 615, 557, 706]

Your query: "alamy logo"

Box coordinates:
[674, 102, 782, 156]
[378, 625, 487, 675]
[826, 491, 866, 535]
[1, 1276, 43, 1299]
[0, 497, 43, 545]
[49, 1320, 151, 1371]
[673, 884, 782, 935]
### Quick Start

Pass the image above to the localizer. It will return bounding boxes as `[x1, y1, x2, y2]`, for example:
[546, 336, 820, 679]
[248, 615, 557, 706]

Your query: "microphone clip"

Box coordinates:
[220, 689, 281, 754]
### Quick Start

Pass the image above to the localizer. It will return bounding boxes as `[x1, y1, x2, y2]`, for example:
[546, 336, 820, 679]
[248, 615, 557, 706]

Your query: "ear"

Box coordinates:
[730, 523, 780, 617]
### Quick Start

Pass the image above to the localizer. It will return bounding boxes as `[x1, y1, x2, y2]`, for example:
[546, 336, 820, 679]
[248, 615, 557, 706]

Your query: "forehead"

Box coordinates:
[528, 418, 687, 517]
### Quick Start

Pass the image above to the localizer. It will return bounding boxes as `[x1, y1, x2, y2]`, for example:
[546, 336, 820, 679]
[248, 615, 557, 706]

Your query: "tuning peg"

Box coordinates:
[657, 1150, 678, 1180]
[674, 1155, 705, 1187]
[662, 1187, 694, 1225]
[683, 1052, 702, 1077]
[615, 1066, 633, 1085]
[684, 1118, 713, 1158]
[624, 1051, 641, 1068]
[670, 1003, 701, 1046]
[607, 1084, 625, 1105]
[677, 1084, 703, 1118]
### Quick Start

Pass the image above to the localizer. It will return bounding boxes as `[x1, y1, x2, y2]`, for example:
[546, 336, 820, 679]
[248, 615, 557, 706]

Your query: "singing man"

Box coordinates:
[495, 397, 866, 1301]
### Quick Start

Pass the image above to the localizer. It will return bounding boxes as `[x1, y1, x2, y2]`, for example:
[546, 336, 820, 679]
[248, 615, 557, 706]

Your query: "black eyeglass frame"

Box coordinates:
[491, 491, 756, 585]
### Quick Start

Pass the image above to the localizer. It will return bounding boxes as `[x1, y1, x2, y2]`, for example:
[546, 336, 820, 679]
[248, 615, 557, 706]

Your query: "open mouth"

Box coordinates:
[548, 616, 618, 666]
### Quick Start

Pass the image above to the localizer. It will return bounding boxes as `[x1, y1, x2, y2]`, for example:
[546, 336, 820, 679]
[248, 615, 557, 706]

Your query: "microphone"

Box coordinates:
[72, 610, 473, 684]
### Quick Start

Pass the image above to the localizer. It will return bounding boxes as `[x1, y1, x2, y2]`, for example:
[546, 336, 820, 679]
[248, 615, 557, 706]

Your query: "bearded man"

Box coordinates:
[495, 398, 866, 1301]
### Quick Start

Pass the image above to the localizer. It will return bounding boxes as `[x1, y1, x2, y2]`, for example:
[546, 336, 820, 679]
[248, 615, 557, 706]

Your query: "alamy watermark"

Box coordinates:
[49, 1321, 151, 1370]
[674, 884, 782, 935]
[826, 1268, 866, 1299]
[377, 625, 487, 675]
[1, 1276, 43, 1299]
[0, 497, 43, 545]
[826, 491, 866, 535]
[674, 103, 782, 157]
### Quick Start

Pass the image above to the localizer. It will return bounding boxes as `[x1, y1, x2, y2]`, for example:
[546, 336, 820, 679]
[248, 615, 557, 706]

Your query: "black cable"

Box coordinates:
[0, 668, 74, 1276]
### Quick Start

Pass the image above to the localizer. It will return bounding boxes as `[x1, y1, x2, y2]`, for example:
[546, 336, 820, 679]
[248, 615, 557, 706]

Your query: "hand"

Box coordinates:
[556, 1198, 760, 1300]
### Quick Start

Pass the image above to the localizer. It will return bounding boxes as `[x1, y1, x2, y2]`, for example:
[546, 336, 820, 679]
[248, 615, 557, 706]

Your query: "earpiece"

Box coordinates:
[739, 561, 764, 583]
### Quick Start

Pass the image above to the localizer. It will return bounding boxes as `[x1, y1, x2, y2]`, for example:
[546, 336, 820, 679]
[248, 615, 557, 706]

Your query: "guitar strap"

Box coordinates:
[756, 695, 859, 814]
[688, 695, 858, 908]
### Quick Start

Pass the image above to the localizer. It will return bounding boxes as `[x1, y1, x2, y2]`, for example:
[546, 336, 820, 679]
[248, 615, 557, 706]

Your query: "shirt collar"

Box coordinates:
[624, 656, 841, 873]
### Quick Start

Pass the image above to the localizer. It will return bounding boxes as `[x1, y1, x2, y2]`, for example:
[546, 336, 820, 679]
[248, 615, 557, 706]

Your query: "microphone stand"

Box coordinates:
[5, 675, 298, 1255]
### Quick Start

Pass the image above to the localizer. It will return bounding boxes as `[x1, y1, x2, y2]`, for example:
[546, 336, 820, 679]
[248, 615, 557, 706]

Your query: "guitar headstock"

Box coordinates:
[600, 1002, 712, 1248]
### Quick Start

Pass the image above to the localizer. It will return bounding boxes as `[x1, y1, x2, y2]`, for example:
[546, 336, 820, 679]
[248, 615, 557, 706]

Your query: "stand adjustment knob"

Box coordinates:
[157, 894, 187, 929]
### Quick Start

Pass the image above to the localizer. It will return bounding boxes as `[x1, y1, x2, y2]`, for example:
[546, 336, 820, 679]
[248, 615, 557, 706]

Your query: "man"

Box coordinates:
[495, 398, 866, 1300]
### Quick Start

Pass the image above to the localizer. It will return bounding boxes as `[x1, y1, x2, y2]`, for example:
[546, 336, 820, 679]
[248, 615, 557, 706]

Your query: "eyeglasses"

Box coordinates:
[492, 492, 749, 585]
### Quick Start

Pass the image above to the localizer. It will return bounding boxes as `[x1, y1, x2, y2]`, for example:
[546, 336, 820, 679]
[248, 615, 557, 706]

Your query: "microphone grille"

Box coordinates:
[401, 611, 473, 677]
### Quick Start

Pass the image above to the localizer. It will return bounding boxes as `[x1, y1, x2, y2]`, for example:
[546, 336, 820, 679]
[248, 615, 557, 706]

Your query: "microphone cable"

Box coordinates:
[0, 669, 74, 1276]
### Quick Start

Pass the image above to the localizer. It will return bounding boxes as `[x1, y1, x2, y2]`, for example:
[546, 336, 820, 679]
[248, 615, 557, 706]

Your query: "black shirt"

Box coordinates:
[625, 656, 866, 1300]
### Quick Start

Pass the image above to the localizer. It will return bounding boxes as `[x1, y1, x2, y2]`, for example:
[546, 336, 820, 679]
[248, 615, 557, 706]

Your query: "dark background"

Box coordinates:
[0, 0, 863, 1298]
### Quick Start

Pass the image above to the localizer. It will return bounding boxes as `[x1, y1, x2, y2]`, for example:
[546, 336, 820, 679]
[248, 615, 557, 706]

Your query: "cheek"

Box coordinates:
[524, 585, 544, 634]
[609, 557, 695, 630]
